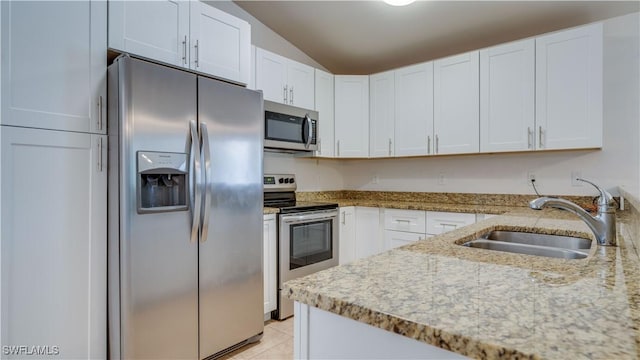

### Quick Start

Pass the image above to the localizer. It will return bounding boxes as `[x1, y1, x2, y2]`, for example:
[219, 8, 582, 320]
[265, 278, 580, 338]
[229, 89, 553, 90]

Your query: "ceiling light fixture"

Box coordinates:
[383, 0, 416, 6]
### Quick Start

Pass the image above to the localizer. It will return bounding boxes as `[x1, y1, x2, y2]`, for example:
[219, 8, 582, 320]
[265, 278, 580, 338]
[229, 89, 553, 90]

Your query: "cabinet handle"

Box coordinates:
[182, 36, 187, 65]
[283, 85, 288, 103]
[194, 40, 200, 68]
[97, 96, 103, 131]
[538, 126, 544, 148]
[388, 138, 392, 156]
[435, 135, 439, 154]
[290, 87, 294, 104]
[396, 219, 411, 223]
[97, 137, 104, 172]
[527, 127, 533, 149]
[427, 136, 431, 154]
[341, 212, 346, 225]
[318, 138, 322, 153]
[337, 140, 340, 157]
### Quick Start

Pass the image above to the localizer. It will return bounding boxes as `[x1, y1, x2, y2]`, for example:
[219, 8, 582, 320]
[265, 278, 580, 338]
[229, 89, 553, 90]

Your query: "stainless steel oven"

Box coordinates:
[278, 208, 338, 318]
[264, 174, 339, 320]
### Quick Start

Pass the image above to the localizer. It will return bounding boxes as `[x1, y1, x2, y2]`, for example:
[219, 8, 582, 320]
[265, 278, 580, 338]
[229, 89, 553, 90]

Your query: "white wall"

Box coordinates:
[264, 152, 344, 191]
[332, 12, 640, 197]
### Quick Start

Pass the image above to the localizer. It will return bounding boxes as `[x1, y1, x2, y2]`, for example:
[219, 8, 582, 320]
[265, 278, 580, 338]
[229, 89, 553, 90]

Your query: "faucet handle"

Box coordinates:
[576, 178, 615, 207]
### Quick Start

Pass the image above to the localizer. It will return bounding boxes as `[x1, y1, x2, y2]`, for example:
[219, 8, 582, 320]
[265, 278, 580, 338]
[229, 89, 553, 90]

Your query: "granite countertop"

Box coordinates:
[285, 208, 640, 359]
[263, 207, 279, 214]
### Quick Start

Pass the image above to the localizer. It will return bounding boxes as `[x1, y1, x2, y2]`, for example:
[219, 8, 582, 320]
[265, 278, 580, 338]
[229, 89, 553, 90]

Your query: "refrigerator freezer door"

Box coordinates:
[197, 76, 264, 358]
[109, 57, 199, 359]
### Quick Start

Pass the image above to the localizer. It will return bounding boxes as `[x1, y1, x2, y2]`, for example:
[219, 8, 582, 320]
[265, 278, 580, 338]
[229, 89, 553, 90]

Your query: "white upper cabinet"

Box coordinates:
[334, 75, 369, 158]
[109, 1, 190, 67]
[287, 61, 316, 110]
[535, 23, 603, 150]
[395, 62, 434, 156]
[480, 39, 535, 152]
[109, 1, 251, 85]
[1, 0, 106, 134]
[315, 69, 335, 157]
[190, 2, 250, 85]
[1, 127, 107, 359]
[369, 71, 395, 157]
[434, 51, 480, 155]
[255, 48, 315, 109]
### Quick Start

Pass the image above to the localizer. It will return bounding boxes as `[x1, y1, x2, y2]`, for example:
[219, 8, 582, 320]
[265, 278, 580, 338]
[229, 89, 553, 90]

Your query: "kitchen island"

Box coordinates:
[284, 194, 640, 359]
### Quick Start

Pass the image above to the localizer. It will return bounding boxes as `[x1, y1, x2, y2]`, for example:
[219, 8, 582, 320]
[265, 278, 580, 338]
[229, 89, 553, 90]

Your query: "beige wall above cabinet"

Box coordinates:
[335, 75, 370, 158]
[535, 23, 603, 150]
[109, 1, 251, 85]
[315, 69, 335, 157]
[433, 51, 480, 155]
[255, 47, 315, 109]
[1, 0, 107, 134]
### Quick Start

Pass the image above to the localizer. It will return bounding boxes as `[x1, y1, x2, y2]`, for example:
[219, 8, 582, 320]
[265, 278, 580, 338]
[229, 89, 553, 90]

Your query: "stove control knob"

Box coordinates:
[289, 178, 295, 184]
[284, 178, 290, 184]
[278, 178, 284, 184]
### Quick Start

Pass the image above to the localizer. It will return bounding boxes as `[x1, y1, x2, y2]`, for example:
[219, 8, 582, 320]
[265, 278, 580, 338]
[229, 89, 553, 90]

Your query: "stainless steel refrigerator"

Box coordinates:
[107, 56, 264, 359]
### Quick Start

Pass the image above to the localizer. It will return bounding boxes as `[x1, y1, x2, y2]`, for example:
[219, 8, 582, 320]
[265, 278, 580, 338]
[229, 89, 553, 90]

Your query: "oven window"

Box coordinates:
[289, 219, 333, 270]
[265, 113, 303, 143]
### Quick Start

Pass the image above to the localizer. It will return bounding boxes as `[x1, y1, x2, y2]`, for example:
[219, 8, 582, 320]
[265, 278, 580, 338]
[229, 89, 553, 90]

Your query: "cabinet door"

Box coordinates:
[369, 71, 395, 157]
[384, 230, 424, 250]
[339, 207, 356, 265]
[263, 215, 277, 314]
[109, 0, 189, 68]
[288, 61, 315, 109]
[480, 39, 535, 152]
[1, 127, 107, 359]
[1, 0, 107, 134]
[395, 62, 434, 156]
[315, 69, 335, 157]
[434, 51, 480, 154]
[426, 211, 476, 236]
[255, 48, 288, 104]
[190, 1, 251, 85]
[335, 76, 369, 158]
[383, 209, 426, 233]
[536, 23, 603, 150]
[355, 207, 382, 259]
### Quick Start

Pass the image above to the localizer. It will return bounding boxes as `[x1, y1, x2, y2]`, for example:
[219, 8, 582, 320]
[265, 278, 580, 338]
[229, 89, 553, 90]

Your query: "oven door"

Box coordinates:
[279, 209, 338, 284]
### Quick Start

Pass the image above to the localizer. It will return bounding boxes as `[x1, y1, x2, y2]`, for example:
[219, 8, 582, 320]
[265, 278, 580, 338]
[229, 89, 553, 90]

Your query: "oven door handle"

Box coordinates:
[280, 212, 337, 224]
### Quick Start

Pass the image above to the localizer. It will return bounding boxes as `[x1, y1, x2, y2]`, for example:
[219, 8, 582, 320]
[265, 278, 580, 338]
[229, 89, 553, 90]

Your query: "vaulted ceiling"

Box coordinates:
[234, 1, 640, 74]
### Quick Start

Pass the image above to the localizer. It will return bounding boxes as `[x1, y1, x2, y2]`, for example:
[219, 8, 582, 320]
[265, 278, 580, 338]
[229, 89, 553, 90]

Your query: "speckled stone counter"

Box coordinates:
[285, 200, 640, 359]
[263, 207, 279, 215]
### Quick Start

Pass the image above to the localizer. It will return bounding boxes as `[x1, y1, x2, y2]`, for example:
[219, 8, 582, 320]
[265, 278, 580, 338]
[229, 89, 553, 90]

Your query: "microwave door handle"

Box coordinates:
[200, 122, 212, 243]
[189, 120, 202, 244]
[305, 114, 313, 149]
[301, 114, 309, 148]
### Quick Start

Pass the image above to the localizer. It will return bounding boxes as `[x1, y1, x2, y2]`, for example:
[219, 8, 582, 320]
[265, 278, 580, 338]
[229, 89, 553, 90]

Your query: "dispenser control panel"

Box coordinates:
[136, 151, 188, 214]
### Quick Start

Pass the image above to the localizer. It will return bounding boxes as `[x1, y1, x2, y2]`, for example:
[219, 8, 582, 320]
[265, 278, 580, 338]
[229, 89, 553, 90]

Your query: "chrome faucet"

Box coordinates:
[529, 178, 617, 246]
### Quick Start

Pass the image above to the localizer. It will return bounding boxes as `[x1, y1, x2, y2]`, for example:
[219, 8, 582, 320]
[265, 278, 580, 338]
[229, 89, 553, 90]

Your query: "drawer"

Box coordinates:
[384, 230, 426, 250]
[384, 209, 426, 233]
[426, 211, 476, 235]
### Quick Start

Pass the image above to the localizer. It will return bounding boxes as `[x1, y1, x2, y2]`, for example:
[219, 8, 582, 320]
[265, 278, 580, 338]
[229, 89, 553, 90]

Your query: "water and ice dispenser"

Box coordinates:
[137, 151, 188, 213]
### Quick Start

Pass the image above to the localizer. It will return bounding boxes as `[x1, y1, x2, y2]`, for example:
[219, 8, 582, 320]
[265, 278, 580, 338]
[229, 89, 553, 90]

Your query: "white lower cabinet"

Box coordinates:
[1, 126, 107, 359]
[263, 214, 277, 315]
[426, 211, 477, 236]
[339, 207, 383, 264]
[338, 207, 356, 265]
[384, 230, 426, 250]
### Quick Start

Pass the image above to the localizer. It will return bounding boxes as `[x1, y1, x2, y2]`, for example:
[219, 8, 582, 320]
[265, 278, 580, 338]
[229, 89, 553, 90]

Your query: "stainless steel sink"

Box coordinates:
[462, 230, 591, 260]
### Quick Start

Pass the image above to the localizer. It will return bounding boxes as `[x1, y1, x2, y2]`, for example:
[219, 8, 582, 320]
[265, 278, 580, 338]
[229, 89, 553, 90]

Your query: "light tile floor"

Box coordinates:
[220, 318, 293, 360]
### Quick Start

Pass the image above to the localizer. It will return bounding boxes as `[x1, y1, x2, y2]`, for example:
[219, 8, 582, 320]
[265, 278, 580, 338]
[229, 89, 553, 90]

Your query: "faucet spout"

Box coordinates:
[529, 196, 617, 246]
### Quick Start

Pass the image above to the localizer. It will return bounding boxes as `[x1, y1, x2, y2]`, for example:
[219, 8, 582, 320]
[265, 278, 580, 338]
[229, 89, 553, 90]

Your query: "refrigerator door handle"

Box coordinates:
[199, 122, 212, 243]
[189, 120, 202, 244]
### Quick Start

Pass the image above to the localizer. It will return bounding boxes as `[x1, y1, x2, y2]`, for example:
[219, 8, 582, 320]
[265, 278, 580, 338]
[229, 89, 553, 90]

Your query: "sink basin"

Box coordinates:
[462, 231, 591, 260]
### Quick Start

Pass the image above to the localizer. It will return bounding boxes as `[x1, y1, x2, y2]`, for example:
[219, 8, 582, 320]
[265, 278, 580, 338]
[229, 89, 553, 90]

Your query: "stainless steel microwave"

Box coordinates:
[264, 101, 318, 152]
